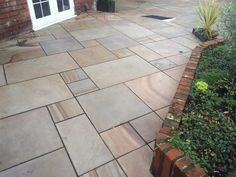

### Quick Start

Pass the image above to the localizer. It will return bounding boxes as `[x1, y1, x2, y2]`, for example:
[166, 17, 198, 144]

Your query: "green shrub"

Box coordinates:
[218, 2, 236, 49]
[170, 112, 236, 176]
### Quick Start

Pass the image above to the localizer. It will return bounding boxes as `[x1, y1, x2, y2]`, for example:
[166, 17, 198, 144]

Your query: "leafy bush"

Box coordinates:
[170, 112, 236, 176]
[218, 2, 236, 49]
[197, 0, 219, 38]
[170, 44, 236, 177]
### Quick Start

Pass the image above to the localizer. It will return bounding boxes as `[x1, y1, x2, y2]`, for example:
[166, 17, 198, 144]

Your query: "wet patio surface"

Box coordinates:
[0, 0, 201, 176]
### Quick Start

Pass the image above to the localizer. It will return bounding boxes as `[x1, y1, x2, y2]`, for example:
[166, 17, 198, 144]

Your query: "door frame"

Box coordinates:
[26, 0, 76, 30]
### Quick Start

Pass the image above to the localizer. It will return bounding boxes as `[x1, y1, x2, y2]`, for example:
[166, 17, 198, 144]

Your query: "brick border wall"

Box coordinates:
[0, 0, 32, 40]
[74, 0, 95, 14]
[150, 39, 224, 177]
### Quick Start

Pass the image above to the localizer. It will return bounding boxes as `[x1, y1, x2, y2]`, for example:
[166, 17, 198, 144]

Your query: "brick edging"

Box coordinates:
[150, 39, 224, 177]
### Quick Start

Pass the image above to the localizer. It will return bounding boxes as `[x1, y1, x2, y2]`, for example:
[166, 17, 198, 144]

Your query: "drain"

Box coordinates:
[142, 15, 175, 22]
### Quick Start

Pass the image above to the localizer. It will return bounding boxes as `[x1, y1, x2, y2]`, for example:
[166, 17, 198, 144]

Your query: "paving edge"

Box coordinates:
[150, 38, 224, 177]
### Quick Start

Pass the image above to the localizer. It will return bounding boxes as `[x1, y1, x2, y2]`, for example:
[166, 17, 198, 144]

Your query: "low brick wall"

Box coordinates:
[0, 0, 32, 40]
[150, 38, 224, 177]
[74, 0, 95, 14]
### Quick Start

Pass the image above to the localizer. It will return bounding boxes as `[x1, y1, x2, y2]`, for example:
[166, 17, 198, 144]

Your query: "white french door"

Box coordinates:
[27, 0, 75, 30]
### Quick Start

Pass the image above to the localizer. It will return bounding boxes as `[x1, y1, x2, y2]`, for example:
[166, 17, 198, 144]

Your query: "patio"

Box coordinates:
[0, 0, 200, 176]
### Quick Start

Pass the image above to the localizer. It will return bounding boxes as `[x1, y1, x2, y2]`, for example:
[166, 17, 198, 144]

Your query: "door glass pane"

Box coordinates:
[57, 0, 63, 12]
[32, 0, 51, 19]
[33, 3, 43, 19]
[63, 0, 70, 10]
[57, 0, 70, 12]
[42, 2, 51, 16]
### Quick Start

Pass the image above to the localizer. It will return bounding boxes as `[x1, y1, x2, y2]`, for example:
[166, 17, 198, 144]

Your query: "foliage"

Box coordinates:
[170, 112, 236, 176]
[170, 44, 236, 177]
[197, 0, 219, 38]
[195, 80, 208, 93]
[218, 2, 236, 49]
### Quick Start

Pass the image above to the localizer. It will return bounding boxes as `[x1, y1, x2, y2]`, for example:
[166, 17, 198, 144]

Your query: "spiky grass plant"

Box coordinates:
[197, 0, 219, 38]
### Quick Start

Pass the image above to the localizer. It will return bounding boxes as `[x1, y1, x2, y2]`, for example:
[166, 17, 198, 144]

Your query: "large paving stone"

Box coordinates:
[164, 64, 186, 81]
[77, 84, 151, 132]
[69, 46, 117, 67]
[83, 55, 158, 88]
[125, 72, 178, 110]
[129, 45, 162, 61]
[130, 112, 163, 143]
[0, 108, 62, 171]
[71, 26, 119, 41]
[81, 160, 126, 177]
[0, 75, 73, 119]
[0, 45, 46, 65]
[57, 115, 113, 176]
[97, 35, 138, 51]
[153, 26, 189, 38]
[0, 149, 76, 177]
[5, 53, 79, 84]
[101, 123, 145, 157]
[145, 39, 190, 57]
[40, 38, 83, 55]
[112, 22, 155, 39]
[118, 146, 153, 177]
[0, 65, 6, 86]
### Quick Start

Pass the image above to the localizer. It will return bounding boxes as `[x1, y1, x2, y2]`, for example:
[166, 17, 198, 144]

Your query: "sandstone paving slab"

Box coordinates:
[164, 64, 186, 82]
[101, 123, 145, 158]
[68, 79, 98, 96]
[5, 53, 79, 84]
[0, 45, 45, 65]
[0, 75, 73, 119]
[81, 160, 126, 177]
[111, 22, 155, 39]
[130, 112, 163, 143]
[83, 55, 158, 88]
[0, 149, 76, 177]
[112, 48, 134, 58]
[171, 36, 198, 49]
[80, 40, 100, 48]
[48, 98, 84, 123]
[150, 58, 177, 70]
[118, 146, 153, 177]
[40, 37, 83, 55]
[145, 39, 190, 57]
[69, 46, 117, 67]
[71, 26, 119, 41]
[56, 115, 113, 176]
[148, 141, 155, 151]
[125, 72, 178, 110]
[97, 35, 138, 51]
[155, 106, 170, 119]
[0, 107, 62, 171]
[153, 26, 189, 38]
[165, 54, 189, 65]
[60, 68, 88, 84]
[0, 65, 6, 86]
[129, 45, 162, 61]
[77, 84, 151, 132]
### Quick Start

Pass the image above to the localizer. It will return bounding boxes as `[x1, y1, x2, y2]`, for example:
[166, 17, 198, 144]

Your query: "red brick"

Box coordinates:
[184, 167, 206, 177]
[173, 157, 192, 177]
[161, 148, 184, 177]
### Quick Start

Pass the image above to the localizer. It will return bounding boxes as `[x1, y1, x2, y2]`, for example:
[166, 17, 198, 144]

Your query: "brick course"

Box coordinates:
[150, 39, 224, 177]
[0, 0, 32, 40]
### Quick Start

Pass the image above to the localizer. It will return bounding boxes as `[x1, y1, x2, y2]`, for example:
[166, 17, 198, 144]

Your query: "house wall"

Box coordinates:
[0, 0, 32, 40]
[74, 0, 95, 14]
[0, 0, 94, 40]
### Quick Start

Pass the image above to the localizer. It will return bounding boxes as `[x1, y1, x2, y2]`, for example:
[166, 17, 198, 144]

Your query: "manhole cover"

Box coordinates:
[142, 15, 175, 22]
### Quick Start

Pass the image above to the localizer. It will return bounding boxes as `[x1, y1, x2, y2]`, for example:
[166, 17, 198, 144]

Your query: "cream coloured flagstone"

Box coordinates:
[125, 72, 178, 110]
[0, 65, 6, 86]
[0, 107, 62, 171]
[57, 115, 113, 176]
[0, 149, 76, 177]
[77, 84, 151, 132]
[83, 55, 158, 88]
[5, 53, 79, 84]
[0, 75, 73, 119]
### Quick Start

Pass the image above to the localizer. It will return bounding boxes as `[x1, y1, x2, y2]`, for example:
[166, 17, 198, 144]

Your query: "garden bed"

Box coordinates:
[150, 38, 236, 177]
